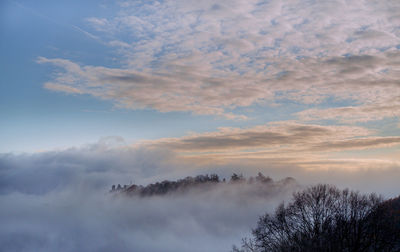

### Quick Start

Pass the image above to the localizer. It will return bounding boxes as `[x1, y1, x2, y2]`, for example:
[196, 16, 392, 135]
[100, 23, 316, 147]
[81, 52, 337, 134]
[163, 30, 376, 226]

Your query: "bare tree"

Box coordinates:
[237, 184, 385, 252]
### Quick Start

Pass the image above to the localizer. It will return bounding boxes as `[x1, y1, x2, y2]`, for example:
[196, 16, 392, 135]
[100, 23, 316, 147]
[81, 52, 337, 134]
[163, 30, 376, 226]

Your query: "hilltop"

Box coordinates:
[110, 172, 297, 197]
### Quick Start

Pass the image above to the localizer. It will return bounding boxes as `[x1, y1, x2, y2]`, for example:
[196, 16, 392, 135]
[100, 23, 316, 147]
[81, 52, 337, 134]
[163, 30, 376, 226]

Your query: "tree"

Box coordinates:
[365, 195, 400, 251]
[210, 173, 220, 182]
[255, 172, 272, 184]
[236, 184, 385, 252]
[230, 173, 244, 182]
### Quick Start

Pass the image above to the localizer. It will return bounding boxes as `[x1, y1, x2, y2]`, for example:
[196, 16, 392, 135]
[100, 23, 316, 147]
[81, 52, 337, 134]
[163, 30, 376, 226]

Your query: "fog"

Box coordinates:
[1, 143, 399, 251]
[0, 174, 296, 251]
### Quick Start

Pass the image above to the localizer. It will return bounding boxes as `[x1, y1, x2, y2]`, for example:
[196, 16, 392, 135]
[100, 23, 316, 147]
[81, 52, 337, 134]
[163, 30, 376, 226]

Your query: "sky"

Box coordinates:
[1, 0, 400, 180]
[1, 0, 400, 251]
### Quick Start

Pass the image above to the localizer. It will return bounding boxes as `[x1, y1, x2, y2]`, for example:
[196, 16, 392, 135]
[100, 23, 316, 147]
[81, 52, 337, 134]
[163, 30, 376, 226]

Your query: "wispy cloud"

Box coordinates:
[38, 0, 400, 120]
[146, 122, 374, 152]
[297, 103, 400, 123]
[139, 122, 400, 166]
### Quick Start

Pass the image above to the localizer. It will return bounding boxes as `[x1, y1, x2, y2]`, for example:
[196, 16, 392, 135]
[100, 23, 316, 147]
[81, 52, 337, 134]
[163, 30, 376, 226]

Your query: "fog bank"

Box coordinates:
[1, 143, 399, 251]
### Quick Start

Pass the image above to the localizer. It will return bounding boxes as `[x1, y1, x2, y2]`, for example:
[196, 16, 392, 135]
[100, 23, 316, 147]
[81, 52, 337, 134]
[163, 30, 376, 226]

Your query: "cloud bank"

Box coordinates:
[0, 143, 298, 252]
[1, 134, 400, 251]
[142, 122, 400, 170]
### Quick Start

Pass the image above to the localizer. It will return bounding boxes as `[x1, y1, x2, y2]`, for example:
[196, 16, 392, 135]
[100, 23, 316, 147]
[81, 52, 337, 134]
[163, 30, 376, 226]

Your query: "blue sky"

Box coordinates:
[1, 0, 400, 175]
[0, 0, 219, 151]
[0, 0, 311, 152]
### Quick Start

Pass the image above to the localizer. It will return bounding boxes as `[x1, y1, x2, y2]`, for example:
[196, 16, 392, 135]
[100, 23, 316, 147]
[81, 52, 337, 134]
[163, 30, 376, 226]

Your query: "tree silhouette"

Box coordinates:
[233, 184, 398, 252]
[230, 173, 244, 182]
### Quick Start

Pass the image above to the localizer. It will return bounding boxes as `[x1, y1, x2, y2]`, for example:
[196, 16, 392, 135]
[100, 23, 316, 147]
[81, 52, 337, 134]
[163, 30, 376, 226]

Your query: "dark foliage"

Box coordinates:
[234, 184, 400, 252]
[111, 173, 221, 196]
[110, 172, 293, 197]
[365, 195, 400, 251]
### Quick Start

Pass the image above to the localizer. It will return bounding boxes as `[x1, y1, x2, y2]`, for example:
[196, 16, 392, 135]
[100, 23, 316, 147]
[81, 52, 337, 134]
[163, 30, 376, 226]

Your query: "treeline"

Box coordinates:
[233, 184, 400, 252]
[110, 172, 296, 197]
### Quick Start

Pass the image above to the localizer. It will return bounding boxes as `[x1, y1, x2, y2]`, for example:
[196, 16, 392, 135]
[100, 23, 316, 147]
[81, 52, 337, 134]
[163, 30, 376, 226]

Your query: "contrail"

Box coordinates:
[10, 0, 102, 43]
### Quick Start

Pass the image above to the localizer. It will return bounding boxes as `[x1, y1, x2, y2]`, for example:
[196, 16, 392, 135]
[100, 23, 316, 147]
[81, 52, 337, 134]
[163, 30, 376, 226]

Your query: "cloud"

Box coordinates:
[144, 122, 400, 154]
[133, 123, 400, 182]
[43, 82, 83, 94]
[0, 142, 175, 196]
[308, 137, 400, 151]
[297, 103, 400, 123]
[0, 143, 299, 252]
[38, 56, 258, 119]
[5, 1, 400, 250]
[2, 123, 397, 197]
[1, 134, 400, 251]
[0, 184, 296, 252]
[37, 0, 400, 120]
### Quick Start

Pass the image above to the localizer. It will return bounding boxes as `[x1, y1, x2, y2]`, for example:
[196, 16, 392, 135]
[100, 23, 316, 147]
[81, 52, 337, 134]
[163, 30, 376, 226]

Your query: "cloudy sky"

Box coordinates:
[1, 0, 400, 251]
[2, 0, 400, 180]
